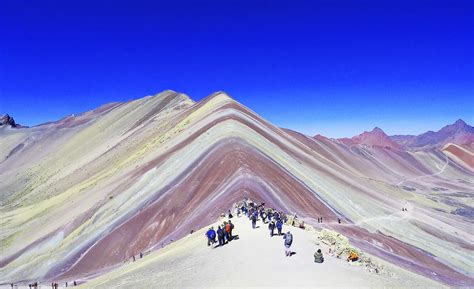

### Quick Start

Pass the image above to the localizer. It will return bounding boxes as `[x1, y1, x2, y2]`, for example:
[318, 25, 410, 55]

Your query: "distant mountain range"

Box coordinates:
[336, 119, 473, 150]
[3, 110, 472, 151]
[391, 119, 474, 149]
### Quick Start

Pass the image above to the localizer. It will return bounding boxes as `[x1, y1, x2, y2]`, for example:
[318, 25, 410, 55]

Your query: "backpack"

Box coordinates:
[230, 223, 234, 230]
[276, 221, 283, 230]
[225, 224, 231, 233]
[285, 233, 293, 245]
[209, 230, 216, 239]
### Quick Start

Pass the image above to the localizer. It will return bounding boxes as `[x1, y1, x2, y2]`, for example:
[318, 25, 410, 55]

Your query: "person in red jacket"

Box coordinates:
[225, 221, 231, 242]
[228, 220, 234, 240]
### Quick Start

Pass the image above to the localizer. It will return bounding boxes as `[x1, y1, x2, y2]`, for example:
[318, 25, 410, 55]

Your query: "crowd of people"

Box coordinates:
[206, 219, 235, 248]
[10, 199, 355, 288]
[238, 199, 295, 257]
[205, 198, 359, 264]
[205, 199, 294, 255]
[203, 199, 298, 258]
[12, 280, 78, 289]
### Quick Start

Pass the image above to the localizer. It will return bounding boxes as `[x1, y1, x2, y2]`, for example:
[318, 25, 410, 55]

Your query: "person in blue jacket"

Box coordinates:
[252, 210, 258, 228]
[276, 219, 283, 235]
[268, 221, 275, 237]
[206, 227, 216, 247]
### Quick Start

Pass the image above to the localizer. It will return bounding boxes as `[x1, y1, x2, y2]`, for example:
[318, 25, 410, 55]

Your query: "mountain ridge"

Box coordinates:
[0, 91, 473, 287]
[392, 119, 474, 149]
[337, 127, 401, 150]
[334, 119, 473, 150]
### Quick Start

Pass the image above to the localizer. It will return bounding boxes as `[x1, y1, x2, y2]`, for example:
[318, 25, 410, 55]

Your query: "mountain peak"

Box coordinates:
[370, 127, 386, 134]
[207, 91, 235, 101]
[0, 114, 17, 127]
[443, 119, 472, 131]
[149, 90, 194, 104]
[197, 91, 239, 110]
[453, 119, 468, 128]
[338, 126, 400, 149]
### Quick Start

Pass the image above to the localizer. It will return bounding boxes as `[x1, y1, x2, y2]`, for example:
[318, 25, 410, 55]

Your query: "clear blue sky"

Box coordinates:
[1, 0, 472, 137]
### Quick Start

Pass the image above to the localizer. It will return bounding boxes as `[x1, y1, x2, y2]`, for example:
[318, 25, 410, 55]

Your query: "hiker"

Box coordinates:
[217, 225, 225, 246]
[260, 210, 267, 223]
[229, 220, 234, 240]
[338, 218, 341, 224]
[314, 249, 324, 263]
[206, 227, 216, 247]
[140, 252, 143, 259]
[328, 248, 335, 256]
[276, 219, 283, 235]
[222, 222, 227, 241]
[251, 211, 257, 228]
[133, 255, 135, 262]
[225, 221, 231, 242]
[74, 281, 77, 286]
[66, 282, 68, 287]
[283, 231, 293, 257]
[299, 221, 305, 229]
[268, 220, 275, 237]
[347, 250, 359, 262]
[228, 209, 233, 219]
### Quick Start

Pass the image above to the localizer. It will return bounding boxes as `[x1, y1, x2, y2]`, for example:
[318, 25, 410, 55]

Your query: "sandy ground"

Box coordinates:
[63, 215, 446, 289]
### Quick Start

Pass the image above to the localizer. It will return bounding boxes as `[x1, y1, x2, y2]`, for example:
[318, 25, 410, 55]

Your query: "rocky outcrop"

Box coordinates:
[0, 114, 17, 127]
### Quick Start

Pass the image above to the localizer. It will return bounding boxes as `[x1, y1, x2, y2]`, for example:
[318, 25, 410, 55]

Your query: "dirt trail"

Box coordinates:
[76, 215, 444, 289]
[396, 154, 449, 186]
